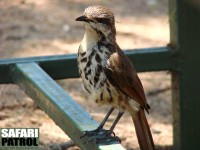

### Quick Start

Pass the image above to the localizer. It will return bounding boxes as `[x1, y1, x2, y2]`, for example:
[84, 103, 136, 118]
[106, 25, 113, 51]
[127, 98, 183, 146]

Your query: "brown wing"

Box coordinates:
[104, 47, 150, 112]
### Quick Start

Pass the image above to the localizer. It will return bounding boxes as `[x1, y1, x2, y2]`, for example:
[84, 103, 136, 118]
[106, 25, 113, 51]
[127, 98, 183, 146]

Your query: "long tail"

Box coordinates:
[132, 108, 155, 150]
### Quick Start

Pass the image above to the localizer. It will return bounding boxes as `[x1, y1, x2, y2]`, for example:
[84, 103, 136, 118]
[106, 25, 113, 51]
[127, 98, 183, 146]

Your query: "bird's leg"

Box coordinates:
[80, 107, 115, 138]
[94, 110, 124, 144]
[96, 107, 115, 131]
[110, 110, 124, 132]
[95, 110, 125, 137]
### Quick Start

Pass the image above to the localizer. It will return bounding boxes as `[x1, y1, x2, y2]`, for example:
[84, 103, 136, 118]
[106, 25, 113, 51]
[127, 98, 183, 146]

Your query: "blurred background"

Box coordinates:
[0, 0, 172, 149]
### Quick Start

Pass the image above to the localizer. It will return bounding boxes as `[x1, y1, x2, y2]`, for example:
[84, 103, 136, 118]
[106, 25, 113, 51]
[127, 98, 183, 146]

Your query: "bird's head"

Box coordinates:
[76, 5, 116, 41]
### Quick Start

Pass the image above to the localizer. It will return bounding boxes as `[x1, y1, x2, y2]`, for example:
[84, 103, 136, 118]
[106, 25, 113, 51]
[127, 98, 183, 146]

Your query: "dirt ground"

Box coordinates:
[0, 0, 172, 150]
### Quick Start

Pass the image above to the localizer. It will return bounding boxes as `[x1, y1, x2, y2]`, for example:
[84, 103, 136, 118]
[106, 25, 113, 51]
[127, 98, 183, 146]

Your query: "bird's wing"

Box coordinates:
[104, 47, 149, 112]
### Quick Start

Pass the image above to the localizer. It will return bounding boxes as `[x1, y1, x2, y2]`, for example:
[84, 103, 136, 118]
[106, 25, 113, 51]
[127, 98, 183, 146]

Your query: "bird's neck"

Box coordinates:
[80, 26, 99, 52]
[80, 26, 116, 53]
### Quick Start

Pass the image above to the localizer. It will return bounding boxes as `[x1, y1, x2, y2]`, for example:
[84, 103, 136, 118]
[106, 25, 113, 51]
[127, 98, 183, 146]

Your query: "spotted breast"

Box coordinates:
[77, 40, 127, 109]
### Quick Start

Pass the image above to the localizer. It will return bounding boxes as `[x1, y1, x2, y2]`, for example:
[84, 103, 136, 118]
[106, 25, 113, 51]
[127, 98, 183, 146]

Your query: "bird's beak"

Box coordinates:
[75, 15, 89, 22]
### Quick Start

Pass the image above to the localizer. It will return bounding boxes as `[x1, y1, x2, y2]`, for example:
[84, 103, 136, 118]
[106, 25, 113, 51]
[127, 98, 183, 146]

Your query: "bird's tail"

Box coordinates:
[132, 108, 155, 150]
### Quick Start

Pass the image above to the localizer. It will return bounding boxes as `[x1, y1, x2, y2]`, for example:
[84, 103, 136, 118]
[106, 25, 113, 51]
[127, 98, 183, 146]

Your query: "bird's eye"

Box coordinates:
[96, 18, 111, 25]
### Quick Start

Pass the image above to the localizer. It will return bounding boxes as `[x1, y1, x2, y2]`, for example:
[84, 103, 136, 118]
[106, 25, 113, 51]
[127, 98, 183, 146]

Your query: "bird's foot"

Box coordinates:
[80, 128, 105, 138]
[80, 129, 120, 145]
[94, 134, 121, 145]
[80, 128, 113, 139]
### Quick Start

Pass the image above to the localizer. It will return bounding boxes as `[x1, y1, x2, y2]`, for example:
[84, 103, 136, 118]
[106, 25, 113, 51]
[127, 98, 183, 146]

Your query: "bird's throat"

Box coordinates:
[81, 26, 99, 52]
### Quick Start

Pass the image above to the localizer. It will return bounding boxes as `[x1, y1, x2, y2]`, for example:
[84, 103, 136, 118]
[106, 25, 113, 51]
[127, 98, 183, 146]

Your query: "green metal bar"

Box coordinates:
[126, 47, 177, 72]
[0, 46, 177, 84]
[10, 62, 125, 150]
[170, 0, 200, 149]
[0, 54, 78, 84]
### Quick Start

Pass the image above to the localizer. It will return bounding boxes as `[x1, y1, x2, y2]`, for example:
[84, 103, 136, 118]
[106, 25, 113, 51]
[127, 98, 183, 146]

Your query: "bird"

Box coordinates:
[76, 5, 155, 150]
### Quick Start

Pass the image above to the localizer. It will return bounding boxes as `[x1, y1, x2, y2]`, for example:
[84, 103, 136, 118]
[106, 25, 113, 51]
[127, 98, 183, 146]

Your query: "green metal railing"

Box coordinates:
[0, 47, 175, 83]
[0, 0, 200, 149]
[0, 47, 172, 149]
[10, 62, 125, 150]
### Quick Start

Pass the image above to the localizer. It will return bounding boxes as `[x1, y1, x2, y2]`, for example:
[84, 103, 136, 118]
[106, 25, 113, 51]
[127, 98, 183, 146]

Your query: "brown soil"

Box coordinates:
[0, 0, 172, 150]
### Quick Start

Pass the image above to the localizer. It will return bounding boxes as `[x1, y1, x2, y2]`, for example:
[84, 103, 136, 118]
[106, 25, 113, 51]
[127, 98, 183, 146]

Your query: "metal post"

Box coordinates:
[170, 0, 200, 149]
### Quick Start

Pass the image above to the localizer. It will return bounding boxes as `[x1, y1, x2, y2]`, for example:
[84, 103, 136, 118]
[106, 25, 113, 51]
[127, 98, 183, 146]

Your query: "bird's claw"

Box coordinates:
[83, 135, 120, 145]
[80, 129, 100, 139]
[80, 129, 120, 145]
[80, 128, 108, 139]
[96, 136, 121, 145]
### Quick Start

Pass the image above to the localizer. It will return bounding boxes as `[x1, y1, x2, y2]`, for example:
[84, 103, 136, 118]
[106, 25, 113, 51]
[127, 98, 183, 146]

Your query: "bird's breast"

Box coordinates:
[77, 44, 133, 111]
[78, 44, 107, 92]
